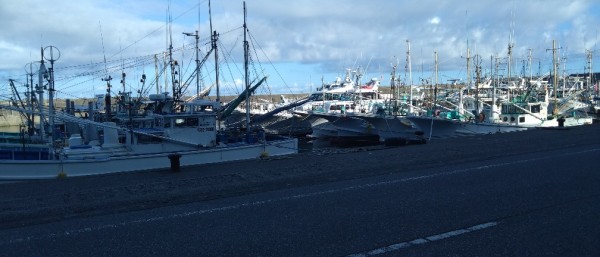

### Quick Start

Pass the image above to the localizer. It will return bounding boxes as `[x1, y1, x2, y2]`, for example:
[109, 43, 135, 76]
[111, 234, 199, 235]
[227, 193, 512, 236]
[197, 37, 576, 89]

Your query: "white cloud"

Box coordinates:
[1, 0, 598, 95]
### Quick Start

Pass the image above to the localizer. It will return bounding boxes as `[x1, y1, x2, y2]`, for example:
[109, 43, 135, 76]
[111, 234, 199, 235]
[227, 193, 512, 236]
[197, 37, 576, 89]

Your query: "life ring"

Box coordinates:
[434, 109, 441, 117]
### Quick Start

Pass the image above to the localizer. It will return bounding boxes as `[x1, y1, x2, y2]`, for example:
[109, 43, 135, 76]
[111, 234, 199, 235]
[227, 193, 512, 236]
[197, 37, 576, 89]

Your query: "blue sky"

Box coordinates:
[1, 0, 599, 100]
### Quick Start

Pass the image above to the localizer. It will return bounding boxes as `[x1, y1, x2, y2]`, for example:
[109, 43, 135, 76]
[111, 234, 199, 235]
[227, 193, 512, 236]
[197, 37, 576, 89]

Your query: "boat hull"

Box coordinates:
[356, 114, 419, 141]
[0, 138, 297, 180]
[407, 116, 463, 139]
[457, 122, 529, 136]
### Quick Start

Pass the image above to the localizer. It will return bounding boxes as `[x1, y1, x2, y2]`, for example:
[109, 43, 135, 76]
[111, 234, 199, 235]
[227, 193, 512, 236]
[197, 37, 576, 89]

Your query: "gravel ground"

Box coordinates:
[1, 123, 599, 229]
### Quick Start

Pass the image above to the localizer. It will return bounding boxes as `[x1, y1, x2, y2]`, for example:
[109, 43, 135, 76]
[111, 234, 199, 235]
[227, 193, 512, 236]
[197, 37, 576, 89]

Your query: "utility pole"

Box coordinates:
[37, 55, 46, 142]
[102, 75, 112, 118]
[43, 46, 60, 153]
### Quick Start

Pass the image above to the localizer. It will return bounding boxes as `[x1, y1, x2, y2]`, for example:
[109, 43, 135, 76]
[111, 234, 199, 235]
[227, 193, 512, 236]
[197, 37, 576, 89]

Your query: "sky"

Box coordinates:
[1, 0, 599, 100]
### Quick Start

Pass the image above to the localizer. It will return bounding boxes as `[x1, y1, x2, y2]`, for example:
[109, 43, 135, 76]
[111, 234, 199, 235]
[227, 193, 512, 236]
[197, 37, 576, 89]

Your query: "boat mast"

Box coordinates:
[121, 70, 126, 93]
[586, 49, 593, 91]
[154, 54, 159, 94]
[528, 48, 533, 81]
[390, 64, 396, 115]
[507, 40, 512, 87]
[550, 39, 558, 115]
[434, 51, 438, 113]
[507, 5, 514, 88]
[195, 31, 201, 97]
[194, 31, 200, 97]
[406, 40, 413, 114]
[321, 76, 325, 105]
[465, 45, 471, 117]
[183, 30, 200, 98]
[243, 1, 250, 129]
[167, 9, 181, 105]
[25, 62, 37, 133]
[466, 43, 471, 92]
[491, 55, 497, 121]
[475, 55, 481, 116]
[209, 0, 220, 104]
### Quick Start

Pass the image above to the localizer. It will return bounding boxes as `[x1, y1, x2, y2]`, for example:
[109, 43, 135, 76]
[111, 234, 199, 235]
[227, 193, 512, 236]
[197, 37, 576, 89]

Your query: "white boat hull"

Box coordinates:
[356, 114, 419, 141]
[456, 123, 529, 136]
[0, 138, 297, 180]
[311, 122, 338, 138]
[408, 116, 531, 139]
[332, 117, 376, 138]
[407, 116, 463, 139]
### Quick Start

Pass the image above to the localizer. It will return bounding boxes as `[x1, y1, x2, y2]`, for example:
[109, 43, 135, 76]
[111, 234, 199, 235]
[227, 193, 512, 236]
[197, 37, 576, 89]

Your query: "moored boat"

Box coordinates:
[0, 2, 299, 180]
[0, 99, 297, 180]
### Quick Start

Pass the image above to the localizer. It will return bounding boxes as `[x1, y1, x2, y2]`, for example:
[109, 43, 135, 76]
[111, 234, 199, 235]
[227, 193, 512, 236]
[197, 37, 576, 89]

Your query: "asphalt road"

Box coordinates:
[1, 141, 598, 256]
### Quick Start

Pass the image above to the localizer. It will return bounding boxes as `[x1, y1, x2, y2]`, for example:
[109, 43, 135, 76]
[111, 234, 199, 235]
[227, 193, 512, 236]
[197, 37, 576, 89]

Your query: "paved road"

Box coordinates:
[1, 144, 599, 256]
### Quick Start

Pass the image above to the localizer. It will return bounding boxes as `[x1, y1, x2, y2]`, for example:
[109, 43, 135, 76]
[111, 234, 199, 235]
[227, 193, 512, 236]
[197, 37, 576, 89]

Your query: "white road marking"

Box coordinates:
[346, 222, 498, 257]
[2, 148, 597, 246]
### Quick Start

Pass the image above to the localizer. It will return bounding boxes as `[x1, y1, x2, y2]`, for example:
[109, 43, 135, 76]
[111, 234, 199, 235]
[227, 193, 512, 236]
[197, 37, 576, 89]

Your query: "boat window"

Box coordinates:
[501, 104, 525, 114]
[519, 117, 525, 122]
[196, 105, 213, 112]
[530, 104, 541, 113]
[174, 118, 198, 127]
[186, 118, 198, 126]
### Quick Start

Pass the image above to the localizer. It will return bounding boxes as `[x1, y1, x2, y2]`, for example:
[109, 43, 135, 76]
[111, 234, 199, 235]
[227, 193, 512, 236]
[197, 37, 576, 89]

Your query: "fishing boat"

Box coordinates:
[0, 99, 297, 180]
[408, 79, 593, 139]
[303, 63, 423, 143]
[0, 2, 298, 180]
